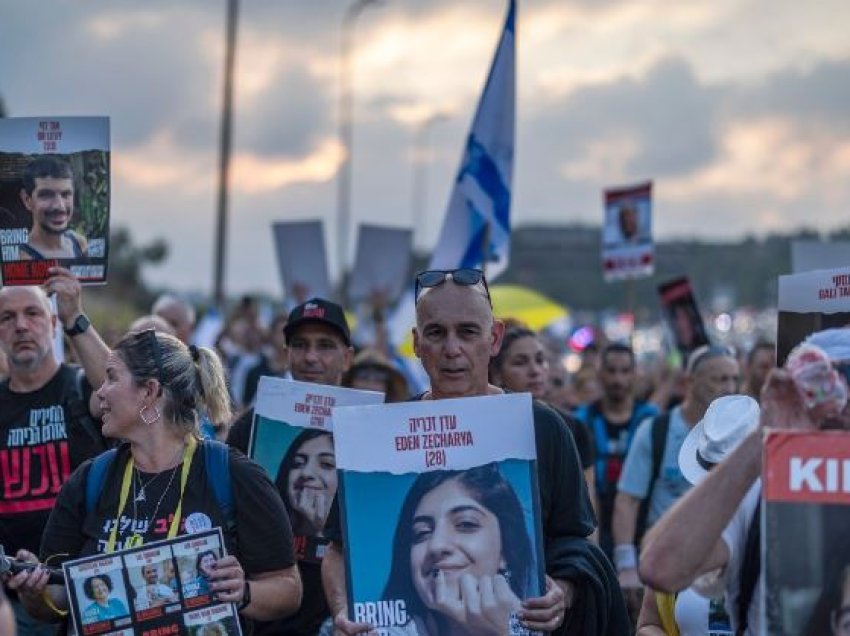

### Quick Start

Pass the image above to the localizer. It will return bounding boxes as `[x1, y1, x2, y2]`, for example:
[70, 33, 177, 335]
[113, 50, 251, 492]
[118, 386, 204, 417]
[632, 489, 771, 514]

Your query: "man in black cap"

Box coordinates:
[227, 297, 353, 636]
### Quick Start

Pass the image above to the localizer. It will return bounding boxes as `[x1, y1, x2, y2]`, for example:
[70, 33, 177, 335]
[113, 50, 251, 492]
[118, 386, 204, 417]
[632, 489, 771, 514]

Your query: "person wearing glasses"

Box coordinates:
[0, 268, 110, 636]
[612, 345, 739, 612]
[8, 329, 303, 633]
[322, 268, 630, 636]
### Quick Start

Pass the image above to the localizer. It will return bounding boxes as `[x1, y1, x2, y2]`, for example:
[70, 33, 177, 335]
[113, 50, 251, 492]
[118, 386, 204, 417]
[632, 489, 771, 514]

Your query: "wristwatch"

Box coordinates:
[236, 581, 251, 611]
[64, 314, 91, 337]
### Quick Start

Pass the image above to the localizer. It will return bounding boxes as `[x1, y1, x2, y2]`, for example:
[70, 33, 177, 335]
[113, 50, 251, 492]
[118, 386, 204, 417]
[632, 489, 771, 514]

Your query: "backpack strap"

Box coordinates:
[736, 496, 762, 635]
[203, 441, 237, 542]
[86, 449, 118, 514]
[635, 411, 671, 544]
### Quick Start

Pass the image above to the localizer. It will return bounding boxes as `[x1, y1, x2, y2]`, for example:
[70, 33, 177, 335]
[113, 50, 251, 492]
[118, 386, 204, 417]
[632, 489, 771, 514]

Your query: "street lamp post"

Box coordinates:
[213, 0, 239, 310]
[337, 0, 382, 301]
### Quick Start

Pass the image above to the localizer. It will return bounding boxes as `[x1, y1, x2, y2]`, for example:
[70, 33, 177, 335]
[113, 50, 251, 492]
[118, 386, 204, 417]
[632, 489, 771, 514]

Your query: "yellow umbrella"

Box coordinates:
[397, 284, 569, 357]
[489, 284, 569, 330]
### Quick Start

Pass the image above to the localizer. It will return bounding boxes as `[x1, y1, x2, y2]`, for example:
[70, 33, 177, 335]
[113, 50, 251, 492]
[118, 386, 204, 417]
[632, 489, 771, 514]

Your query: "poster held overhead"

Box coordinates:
[657, 276, 710, 362]
[602, 181, 653, 282]
[272, 220, 331, 306]
[333, 393, 545, 635]
[0, 116, 110, 285]
[347, 224, 412, 305]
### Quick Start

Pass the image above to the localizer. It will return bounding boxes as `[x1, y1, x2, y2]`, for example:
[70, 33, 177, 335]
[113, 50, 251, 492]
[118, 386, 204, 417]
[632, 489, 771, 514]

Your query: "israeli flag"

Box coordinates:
[429, 0, 516, 279]
[387, 0, 516, 355]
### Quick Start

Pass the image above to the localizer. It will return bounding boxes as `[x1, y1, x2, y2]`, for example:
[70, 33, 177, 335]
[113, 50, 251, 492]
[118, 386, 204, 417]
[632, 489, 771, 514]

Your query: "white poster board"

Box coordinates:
[272, 220, 331, 305]
[347, 224, 412, 305]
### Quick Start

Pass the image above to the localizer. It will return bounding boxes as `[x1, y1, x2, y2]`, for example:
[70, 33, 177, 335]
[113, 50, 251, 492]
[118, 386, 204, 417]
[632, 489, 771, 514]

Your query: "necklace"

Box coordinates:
[133, 443, 186, 502]
[130, 461, 181, 545]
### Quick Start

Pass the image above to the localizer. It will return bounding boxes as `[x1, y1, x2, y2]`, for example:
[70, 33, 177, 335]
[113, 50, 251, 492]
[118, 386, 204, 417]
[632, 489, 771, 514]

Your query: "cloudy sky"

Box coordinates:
[2, 0, 849, 296]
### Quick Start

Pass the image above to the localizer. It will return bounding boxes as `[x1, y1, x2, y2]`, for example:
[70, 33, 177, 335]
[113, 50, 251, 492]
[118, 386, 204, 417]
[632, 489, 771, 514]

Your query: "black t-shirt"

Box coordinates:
[324, 398, 596, 546]
[227, 408, 330, 636]
[553, 406, 595, 471]
[40, 443, 295, 575]
[0, 364, 104, 556]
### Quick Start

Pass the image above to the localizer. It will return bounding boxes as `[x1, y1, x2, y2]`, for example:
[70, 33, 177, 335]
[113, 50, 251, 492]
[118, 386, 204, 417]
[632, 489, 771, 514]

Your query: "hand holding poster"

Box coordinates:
[333, 393, 544, 636]
[63, 529, 241, 636]
[0, 116, 110, 285]
[602, 181, 653, 282]
[249, 377, 384, 561]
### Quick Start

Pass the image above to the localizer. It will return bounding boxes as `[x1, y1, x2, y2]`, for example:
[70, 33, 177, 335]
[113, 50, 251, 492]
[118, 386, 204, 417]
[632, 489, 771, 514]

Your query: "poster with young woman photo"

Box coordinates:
[333, 393, 545, 636]
[248, 377, 383, 561]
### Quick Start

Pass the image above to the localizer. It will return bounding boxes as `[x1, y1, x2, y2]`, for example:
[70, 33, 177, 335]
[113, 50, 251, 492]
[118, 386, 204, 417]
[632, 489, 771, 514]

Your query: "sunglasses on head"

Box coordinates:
[414, 268, 491, 305]
[132, 328, 165, 383]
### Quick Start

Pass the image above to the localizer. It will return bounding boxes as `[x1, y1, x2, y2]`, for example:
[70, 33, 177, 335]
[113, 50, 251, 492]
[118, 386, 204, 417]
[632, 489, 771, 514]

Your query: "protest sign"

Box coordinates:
[248, 377, 383, 562]
[63, 529, 241, 636]
[764, 431, 850, 636]
[347, 224, 412, 305]
[272, 220, 331, 305]
[602, 181, 653, 282]
[657, 276, 710, 362]
[791, 240, 850, 274]
[777, 266, 850, 365]
[0, 116, 110, 285]
[334, 393, 544, 636]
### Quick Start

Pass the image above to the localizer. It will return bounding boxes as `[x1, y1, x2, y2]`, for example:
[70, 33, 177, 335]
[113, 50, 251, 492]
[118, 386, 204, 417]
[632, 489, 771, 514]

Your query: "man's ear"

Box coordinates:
[342, 346, 354, 373]
[19, 188, 33, 212]
[412, 327, 421, 360]
[490, 319, 505, 357]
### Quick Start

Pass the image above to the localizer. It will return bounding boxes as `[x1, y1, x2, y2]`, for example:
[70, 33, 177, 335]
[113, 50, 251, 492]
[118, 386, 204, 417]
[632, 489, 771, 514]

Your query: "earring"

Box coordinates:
[139, 404, 161, 425]
[498, 567, 512, 582]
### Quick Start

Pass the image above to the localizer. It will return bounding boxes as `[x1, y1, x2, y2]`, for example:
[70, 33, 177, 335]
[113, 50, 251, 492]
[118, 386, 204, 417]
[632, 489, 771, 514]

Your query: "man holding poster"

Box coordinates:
[323, 268, 629, 635]
[227, 297, 355, 636]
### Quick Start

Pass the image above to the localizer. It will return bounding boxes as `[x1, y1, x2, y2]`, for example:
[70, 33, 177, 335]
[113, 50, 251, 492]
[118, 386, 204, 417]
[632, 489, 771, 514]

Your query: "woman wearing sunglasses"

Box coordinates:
[8, 329, 302, 632]
[489, 327, 596, 511]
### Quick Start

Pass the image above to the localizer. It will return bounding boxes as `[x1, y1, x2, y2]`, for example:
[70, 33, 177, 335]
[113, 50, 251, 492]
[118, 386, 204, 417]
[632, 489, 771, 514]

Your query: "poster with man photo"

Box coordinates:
[658, 276, 710, 362]
[0, 116, 110, 285]
[334, 393, 545, 636]
[777, 266, 850, 366]
[124, 546, 179, 619]
[248, 377, 383, 562]
[764, 431, 850, 636]
[601, 181, 654, 282]
[63, 529, 241, 635]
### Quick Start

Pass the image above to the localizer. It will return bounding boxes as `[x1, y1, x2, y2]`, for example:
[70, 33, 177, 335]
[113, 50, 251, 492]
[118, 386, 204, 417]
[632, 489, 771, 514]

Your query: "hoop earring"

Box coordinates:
[139, 404, 161, 426]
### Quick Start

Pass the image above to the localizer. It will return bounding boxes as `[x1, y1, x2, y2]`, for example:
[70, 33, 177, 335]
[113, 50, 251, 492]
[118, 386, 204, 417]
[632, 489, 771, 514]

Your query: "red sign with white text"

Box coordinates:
[764, 430, 850, 505]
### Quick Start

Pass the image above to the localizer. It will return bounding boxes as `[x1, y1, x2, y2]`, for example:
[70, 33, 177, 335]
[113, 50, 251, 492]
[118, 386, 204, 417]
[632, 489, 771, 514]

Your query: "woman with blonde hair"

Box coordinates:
[8, 329, 302, 633]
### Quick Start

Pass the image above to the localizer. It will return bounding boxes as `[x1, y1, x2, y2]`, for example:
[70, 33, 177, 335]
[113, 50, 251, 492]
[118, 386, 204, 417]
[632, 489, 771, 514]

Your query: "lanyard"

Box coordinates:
[106, 437, 198, 553]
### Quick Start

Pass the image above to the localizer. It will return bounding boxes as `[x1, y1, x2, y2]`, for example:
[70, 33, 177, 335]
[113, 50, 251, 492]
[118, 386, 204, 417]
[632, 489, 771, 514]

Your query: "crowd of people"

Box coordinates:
[0, 266, 847, 636]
